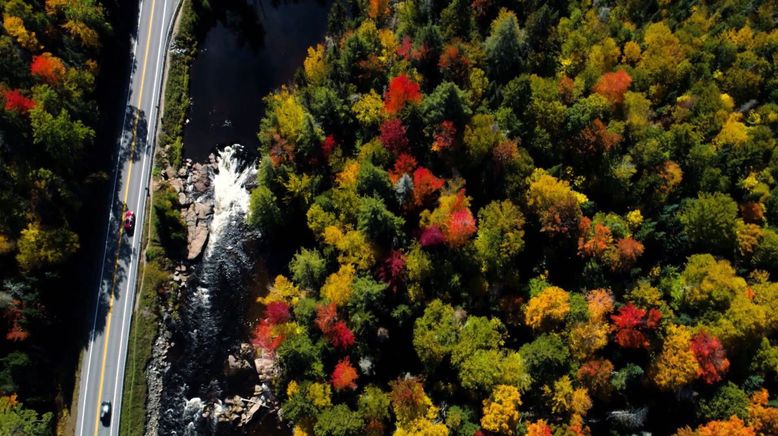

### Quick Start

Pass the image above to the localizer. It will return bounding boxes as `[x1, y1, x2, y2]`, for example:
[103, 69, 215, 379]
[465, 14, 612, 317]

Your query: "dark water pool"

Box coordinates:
[183, 0, 331, 162]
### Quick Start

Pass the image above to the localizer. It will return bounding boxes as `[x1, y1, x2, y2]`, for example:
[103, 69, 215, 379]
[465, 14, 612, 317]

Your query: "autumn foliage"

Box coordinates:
[31, 52, 65, 84]
[331, 357, 359, 390]
[412, 167, 445, 208]
[384, 74, 422, 114]
[690, 330, 730, 384]
[610, 303, 661, 348]
[592, 70, 632, 104]
[380, 118, 410, 155]
[315, 303, 356, 349]
[3, 89, 35, 114]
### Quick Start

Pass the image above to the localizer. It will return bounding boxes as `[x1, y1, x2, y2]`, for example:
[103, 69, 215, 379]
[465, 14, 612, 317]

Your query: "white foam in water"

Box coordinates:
[207, 145, 257, 257]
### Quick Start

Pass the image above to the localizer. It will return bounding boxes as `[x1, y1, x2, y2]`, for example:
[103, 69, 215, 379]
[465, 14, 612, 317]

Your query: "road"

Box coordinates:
[76, 0, 177, 435]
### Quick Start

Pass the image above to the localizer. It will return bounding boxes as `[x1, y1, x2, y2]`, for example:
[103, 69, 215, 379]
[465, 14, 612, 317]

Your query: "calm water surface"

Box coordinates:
[183, 0, 331, 161]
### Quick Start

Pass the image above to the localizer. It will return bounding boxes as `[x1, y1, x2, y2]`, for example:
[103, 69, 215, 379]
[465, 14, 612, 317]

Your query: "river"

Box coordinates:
[183, 0, 332, 161]
[160, 1, 330, 434]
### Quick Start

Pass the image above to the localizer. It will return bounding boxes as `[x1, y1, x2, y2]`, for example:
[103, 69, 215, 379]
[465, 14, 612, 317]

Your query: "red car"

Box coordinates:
[123, 210, 136, 233]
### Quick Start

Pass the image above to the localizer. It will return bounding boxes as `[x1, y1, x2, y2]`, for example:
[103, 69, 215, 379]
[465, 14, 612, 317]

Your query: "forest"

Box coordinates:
[0, 0, 112, 432]
[247, 0, 778, 434]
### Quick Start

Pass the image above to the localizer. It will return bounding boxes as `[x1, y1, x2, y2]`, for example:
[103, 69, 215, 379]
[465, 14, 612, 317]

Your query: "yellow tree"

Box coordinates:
[3, 15, 40, 50]
[303, 44, 327, 85]
[481, 385, 521, 434]
[524, 286, 570, 330]
[321, 264, 356, 305]
[653, 324, 700, 391]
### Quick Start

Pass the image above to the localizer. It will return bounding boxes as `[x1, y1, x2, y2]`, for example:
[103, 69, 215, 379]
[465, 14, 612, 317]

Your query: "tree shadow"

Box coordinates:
[87, 104, 149, 337]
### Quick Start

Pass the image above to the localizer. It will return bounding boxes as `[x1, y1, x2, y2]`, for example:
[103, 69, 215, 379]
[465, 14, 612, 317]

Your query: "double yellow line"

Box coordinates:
[92, 0, 157, 433]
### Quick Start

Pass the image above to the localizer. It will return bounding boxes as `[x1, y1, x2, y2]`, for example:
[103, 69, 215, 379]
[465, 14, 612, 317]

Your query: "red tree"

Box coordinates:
[378, 249, 406, 293]
[389, 153, 418, 183]
[332, 357, 358, 390]
[380, 118, 409, 154]
[420, 225, 445, 247]
[251, 320, 284, 352]
[315, 303, 338, 334]
[592, 70, 632, 104]
[610, 303, 661, 348]
[265, 301, 291, 325]
[384, 74, 421, 114]
[438, 45, 470, 82]
[31, 53, 65, 84]
[3, 89, 35, 114]
[579, 118, 622, 155]
[432, 120, 456, 152]
[412, 167, 445, 207]
[329, 321, 356, 349]
[4, 301, 29, 342]
[396, 36, 414, 60]
[321, 135, 336, 159]
[577, 359, 614, 397]
[690, 331, 730, 384]
[446, 208, 477, 246]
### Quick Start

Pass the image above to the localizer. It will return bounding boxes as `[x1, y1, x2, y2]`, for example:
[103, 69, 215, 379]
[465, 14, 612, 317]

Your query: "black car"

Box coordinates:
[100, 401, 111, 426]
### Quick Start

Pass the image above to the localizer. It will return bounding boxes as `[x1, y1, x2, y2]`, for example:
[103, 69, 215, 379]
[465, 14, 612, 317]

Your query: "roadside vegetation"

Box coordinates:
[247, 0, 778, 434]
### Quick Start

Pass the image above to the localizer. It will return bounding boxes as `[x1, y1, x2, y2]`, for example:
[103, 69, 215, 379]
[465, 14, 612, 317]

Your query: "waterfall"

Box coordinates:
[159, 145, 258, 435]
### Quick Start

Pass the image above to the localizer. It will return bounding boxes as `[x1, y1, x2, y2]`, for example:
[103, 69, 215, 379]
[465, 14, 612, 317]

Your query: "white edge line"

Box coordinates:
[78, 0, 145, 434]
[110, 0, 169, 433]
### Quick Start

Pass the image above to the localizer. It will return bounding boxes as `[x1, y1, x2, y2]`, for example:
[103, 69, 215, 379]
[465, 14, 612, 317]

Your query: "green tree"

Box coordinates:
[679, 192, 738, 254]
[0, 395, 52, 436]
[247, 186, 282, 232]
[519, 333, 570, 385]
[696, 382, 749, 421]
[420, 81, 472, 127]
[451, 316, 505, 365]
[29, 107, 94, 166]
[463, 113, 502, 163]
[314, 404, 364, 436]
[153, 188, 186, 257]
[475, 200, 525, 276]
[289, 248, 327, 290]
[413, 300, 459, 368]
[484, 9, 526, 82]
[356, 196, 404, 244]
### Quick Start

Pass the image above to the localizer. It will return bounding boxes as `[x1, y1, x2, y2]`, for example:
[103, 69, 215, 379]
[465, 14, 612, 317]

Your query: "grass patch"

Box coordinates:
[157, 0, 201, 170]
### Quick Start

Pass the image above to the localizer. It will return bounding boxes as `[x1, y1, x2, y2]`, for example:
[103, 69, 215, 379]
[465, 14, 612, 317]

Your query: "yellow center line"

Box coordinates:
[92, 0, 157, 433]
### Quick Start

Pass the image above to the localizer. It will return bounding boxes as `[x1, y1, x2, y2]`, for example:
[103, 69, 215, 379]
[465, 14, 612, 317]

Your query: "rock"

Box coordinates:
[193, 179, 208, 193]
[169, 177, 183, 193]
[240, 400, 263, 427]
[163, 166, 176, 180]
[254, 354, 280, 381]
[195, 201, 213, 219]
[187, 222, 208, 260]
[178, 192, 189, 206]
[178, 166, 187, 177]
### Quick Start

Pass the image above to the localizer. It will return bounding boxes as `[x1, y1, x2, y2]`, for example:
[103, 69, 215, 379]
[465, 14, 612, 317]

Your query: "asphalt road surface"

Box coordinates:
[76, 0, 177, 435]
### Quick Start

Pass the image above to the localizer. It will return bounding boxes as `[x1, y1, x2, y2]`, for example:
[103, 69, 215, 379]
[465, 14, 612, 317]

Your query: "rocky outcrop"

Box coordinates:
[160, 155, 217, 260]
[210, 346, 278, 427]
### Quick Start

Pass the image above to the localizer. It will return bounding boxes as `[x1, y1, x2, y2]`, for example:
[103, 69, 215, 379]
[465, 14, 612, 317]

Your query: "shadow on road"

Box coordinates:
[89, 104, 151, 336]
